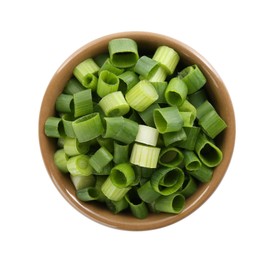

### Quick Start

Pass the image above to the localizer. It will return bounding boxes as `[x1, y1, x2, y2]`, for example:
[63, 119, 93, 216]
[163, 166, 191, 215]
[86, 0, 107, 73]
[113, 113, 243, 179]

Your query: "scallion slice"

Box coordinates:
[97, 70, 120, 98]
[67, 154, 93, 176]
[135, 125, 159, 146]
[158, 147, 184, 167]
[76, 187, 100, 201]
[54, 149, 69, 173]
[73, 89, 93, 118]
[134, 56, 159, 78]
[89, 146, 113, 174]
[44, 116, 64, 138]
[154, 193, 185, 214]
[110, 163, 135, 188]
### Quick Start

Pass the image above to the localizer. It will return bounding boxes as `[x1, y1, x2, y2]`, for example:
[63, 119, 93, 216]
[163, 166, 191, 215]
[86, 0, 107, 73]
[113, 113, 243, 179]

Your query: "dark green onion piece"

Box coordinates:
[54, 149, 69, 173]
[63, 77, 85, 94]
[162, 128, 187, 147]
[113, 141, 129, 164]
[67, 154, 93, 176]
[187, 89, 208, 108]
[108, 38, 139, 68]
[138, 102, 160, 127]
[76, 187, 100, 201]
[178, 64, 207, 94]
[153, 106, 183, 134]
[89, 146, 113, 174]
[55, 94, 74, 113]
[196, 100, 214, 119]
[180, 174, 198, 198]
[154, 193, 185, 214]
[151, 167, 184, 195]
[110, 163, 135, 188]
[70, 174, 95, 190]
[96, 136, 114, 153]
[178, 126, 201, 150]
[183, 150, 201, 171]
[61, 114, 76, 138]
[72, 113, 103, 143]
[44, 116, 64, 138]
[195, 133, 223, 167]
[63, 137, 90, 156]
[97, 70, 120, 98]
[134, 55, 159, 78]
[189, 163, 213, 183]
[98, 58, 124, 75]
[137, 180, 161, 203]
[73, 89, 93, 118]
[152, 82, 167, 103]
[94, 53, 109, 67]
[165, 77, 188, 107]
[118, 70, 139, 92]
[159, 147, 184, 167]
[105, 197, 128, 214]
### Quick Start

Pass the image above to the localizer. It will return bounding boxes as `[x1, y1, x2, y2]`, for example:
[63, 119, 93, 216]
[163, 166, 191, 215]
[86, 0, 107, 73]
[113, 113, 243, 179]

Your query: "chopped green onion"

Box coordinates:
[113, 141, 129, 164]
[54, 149, 69, 173]
[67, 154, 93, 176]
[138, 102, 160, 127]
[72, 113, 104, 143]
[162, 128, 187, 147]
[61, 114, 76, 138]
[183, 150, 201, 171]
[196, 100, 215, 120]
[178, 99, 197, 118]
[155, 193, 185, 213]
[180, 174, 198, 198]
[159, 147, 184, 167]
[96, 136, 114, 153]
[97, 70, 120, 98]
[165, 77, 188, 107]
[55, 94, 74, 113]
[89, 146, 113, 174]
[134, 56, 159, 78]
[73, 89, 93, 118]
[135, 125, 159, 146]
[118, 70, 139, 92]
[187, 89, 208, 108]
[70, 174, 95, 190]
[178, 126, 201, 150]
[110, 163, 135, 188]
[130, 143, 161, 168]
[63, 137, 90, 156]
[98, 91, 130, 117]
[151, 82, 167, 103]
[63, 77, 85, 94]
[178, 64, 207, 94]
[105, 197, 128, 214]
[99, 58, 124, 75]
[76, 187, 100, 201]
[188, 163, 213, 183]
[125, 79, 158, 112]
[153, 107, 183, 134]
[147, 65, 168, 82]
[44, 116, 64, 138]
[108, 38, 139, 68]
[137, 180, 161, 203]
[179, 112, 195, 127]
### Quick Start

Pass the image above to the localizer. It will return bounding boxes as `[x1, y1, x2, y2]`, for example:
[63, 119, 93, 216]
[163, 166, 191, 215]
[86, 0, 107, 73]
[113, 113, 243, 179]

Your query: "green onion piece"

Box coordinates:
[154, 193, 185, 214]
[147, 66, 168, 82]
[98, 58, 124, 75]
[73, 89, 93, 118]
[97, 70, 120, 98]
[178, 64, 207, 94]
[67, 154, 93, 176]
[187, 89, 208, 108]
[101, 176, 131, 201]
[44, 116, 64, 138]
[73, 58, 100, 90]
[183, 150, 201, 171]
[103, 116, 139, 144]
[92, 162, 113, 176]
[196, 100, 215, 119]
[72, 113, 103, 143]
[113, 141, 129, 164]
[54, 149, 69, 173]
[105, 197, 128, 214]
[98, 91, 130, 117]
[70, 174, 95, 190]
[125, 79, 158, 112]
[195, 133, 223, 167]
[151, 167, 184, 195]
[96, 136, 114, 153]
[151, 82, 167, 103]
[94, 53, 109, 67]
[118, 70, 139, 92]
[138, 102, 160, 127]
[162, 128, 187, 147]
[135, 125, 159, 146]
[165, 77, 188, 107]
[125, 189, 148, 219]
[189, 163, 213, 183]
[76, 187, 100, 201]
[180, 112, 195, 127]
[130, 143, 161, 168]
[178, 99, 197, 119]
[55, 94, 74, 113]
[63, 137, 90, 156]
[89, 146, 113, 174]
[137, 180, 161, 203]
[61, 114, 75, 138]
[153, 107, 183, 134]
[110, 163, 135, 188]
[158, 147, 184, 167]
[179, 126, 201, 150]
[108, 38, 139, 68]
[180, 174, 198, 198]
[134, 56, 159, 78]
[152, 45, 180, 75]
[94, 176, 108, 202]
[63, 77, 85, 94]
[134, 165, 153, 179]
[57, 137, 65, 148]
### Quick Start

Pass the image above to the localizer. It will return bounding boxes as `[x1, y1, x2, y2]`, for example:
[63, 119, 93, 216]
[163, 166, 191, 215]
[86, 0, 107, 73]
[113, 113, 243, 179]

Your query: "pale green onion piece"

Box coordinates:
[135, 125, 159, 146]
[118, 70, 139, 92]
[134, 56, 159, 78]
[70, 174, 95, 190]
[138, 103, 160, 127]
[97, 70, 120, 98]
[73, 58, 100, 90]
[89, 146, 113, 174]
[125, 79, 158, 112]
[108, 38, 139, 68]
[113, 141, 129, 164]
[137, 180, 160, 203]
[195, 133, 223, 167]
[151, 82, 167, 103]
[44, 116, 64, 138]
[98, 91, 130, 117]
[61, 114, 76, 138]
[179, 64, 207, 94]
[183, 150, 201, 171]
[188, 89, 208, 108]
[130, 143, 161, 168]
[196, 100, 215, 119]
[98, 58, 124, 75]
[189, 163, 213, 183]
[76, 187, 100, 201]
[63, 77, 85, 94]
[110, 163, 135, 188]
[162, 128, 187, 147]
[150, 167, 184, 195]
[154, 193, 185, 214]
[55, 94, 74, 113]
[152, 45, 180, 75]
[180, 112, 195, 127]
[178, 99, 197, 119]
[72, 113, 103, 143]
[63, 137, 90, 156]
[147, 65, 168, 82]
[105, 197, 128, 214]
[73, 89, 93, 118]
[67, 154, 93, 176]
[153, 107, 183, 134]
[125, 189, 148, 219]
[178, 126, 201, 150]
[165, 77, 188, 107]
[101, 176, 131, 201]
[180, 174, 198, 198]
[158, 147, 184, 167]
[54, 149, 69, 173]
[103, 116, 139, 144]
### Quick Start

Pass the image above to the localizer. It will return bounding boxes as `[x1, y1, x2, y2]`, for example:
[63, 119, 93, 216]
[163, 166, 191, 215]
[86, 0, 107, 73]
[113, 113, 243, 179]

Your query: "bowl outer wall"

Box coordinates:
[39, 31, 236, 231]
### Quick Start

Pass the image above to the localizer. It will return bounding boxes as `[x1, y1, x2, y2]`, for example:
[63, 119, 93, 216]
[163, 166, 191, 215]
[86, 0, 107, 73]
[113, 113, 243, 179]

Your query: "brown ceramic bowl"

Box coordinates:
[39, 31, 235, 231]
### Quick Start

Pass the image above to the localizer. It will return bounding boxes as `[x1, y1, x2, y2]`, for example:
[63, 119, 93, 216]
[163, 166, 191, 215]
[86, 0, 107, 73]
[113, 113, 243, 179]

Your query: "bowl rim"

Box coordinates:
[39, 31, 236, 231]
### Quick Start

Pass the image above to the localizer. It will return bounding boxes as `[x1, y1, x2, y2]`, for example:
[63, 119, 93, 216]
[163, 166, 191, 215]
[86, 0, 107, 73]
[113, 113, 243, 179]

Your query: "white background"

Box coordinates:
[1, 0, 272, 259]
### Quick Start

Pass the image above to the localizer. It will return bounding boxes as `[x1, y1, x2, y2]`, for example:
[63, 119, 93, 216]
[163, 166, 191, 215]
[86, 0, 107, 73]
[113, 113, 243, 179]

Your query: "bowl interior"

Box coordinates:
[39, 31, 235, 231]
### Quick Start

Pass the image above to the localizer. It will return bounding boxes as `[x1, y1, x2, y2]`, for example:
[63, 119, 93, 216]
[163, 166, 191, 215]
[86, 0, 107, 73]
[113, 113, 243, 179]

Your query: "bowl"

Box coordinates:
[39, 31, 235, 231]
